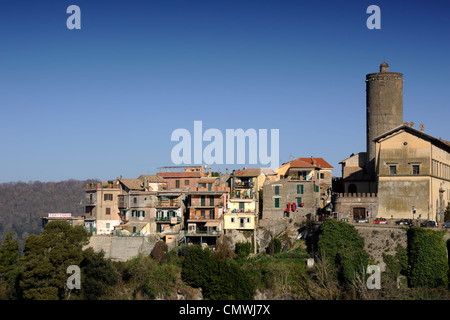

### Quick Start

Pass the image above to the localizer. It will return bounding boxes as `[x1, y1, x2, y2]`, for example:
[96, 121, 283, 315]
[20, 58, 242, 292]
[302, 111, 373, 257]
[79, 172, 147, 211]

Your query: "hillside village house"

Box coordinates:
[227, 168, 277, 214]
[115, 176, 164, 237]
[156, 165, 205, 190]
[222, 168, 274, 231]
[262, 157, 333, 222]
[185, 177, 229, 245]
[84, 181, 122, 235]
[155, 190, 186, 244]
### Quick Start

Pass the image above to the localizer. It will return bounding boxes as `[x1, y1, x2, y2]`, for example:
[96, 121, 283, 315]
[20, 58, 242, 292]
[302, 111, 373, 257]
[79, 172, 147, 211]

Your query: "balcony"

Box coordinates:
[156, 199, 181, 208]
[234, 181, 254, 188]
[85, 198, 96, 206]
[155, 216, 182, 223]
[118, 196, 128, 209]
[184, 230, 220, 236]
[229, 191, 256, 200]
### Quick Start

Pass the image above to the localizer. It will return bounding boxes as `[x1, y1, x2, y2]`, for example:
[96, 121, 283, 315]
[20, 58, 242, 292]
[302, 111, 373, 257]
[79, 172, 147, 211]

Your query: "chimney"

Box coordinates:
[420, 123, 424, 132]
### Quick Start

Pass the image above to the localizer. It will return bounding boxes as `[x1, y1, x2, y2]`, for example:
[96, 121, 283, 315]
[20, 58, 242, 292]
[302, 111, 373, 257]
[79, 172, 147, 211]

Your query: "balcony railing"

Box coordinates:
[184, 230, 220, 236]
[234, 181, 254, 188]
[85, 198, 96, 206]
[156, 200, 181, 207]
[229, 192, 256, 200]
[155, 216, 182, 223]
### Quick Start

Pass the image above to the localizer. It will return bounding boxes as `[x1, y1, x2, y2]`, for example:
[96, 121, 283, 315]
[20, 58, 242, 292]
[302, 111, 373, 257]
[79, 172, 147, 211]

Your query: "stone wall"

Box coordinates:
[333, 193, 378, 220]
[85, 235, 157, 261]
[354, 225, 407, 271]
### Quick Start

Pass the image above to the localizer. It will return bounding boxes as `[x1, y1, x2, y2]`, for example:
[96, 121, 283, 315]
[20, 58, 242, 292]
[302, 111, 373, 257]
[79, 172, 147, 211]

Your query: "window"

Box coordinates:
[239, 202, 245, 211]
[246, 217, 250, 223]
[199, 183, 207, 188]
[210, 209, 214, 219]
[274, 186, 280, 195]
[133, 197, 137, 204]
[297, 184, 304, 194]
[201, 195, 206, 206]
[412, 165, 420, 175]
[320, 173, 325, 179]
[106, 208, 111, 215]
[274, 197, 280, 208]
[132, 210, 136, 217]
[185, 180, 190, 186]
[175, 180, 180, 188]
[106, 223, 110, 229]
[296, 197, 302, 205]
[230, 217, 235, 223]
[389, 165, 397, 175]
[209, 196, 214, 206]
[201, 210, 205, 218]
[104, 194, 113, 201]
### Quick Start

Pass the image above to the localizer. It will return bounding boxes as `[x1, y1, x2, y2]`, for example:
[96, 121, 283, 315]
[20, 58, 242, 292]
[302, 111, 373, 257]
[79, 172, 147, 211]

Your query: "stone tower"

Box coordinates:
[366, 62, 403, 177]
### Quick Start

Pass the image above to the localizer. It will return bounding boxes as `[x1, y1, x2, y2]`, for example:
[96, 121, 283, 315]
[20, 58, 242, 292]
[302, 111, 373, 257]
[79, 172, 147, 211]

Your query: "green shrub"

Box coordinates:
[235, 242, 252, 258]
[407, 227, 448, 288]
[317, 219, 369, 288]
[181, 245, 255, 300]
[266, 238, 282, 255]
[142, 264, 178, 299]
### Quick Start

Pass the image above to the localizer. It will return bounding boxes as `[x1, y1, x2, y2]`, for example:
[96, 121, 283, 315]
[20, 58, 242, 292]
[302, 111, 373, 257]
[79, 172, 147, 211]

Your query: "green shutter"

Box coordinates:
[297, 197, 302, 205]
[275, 198, 280, 208]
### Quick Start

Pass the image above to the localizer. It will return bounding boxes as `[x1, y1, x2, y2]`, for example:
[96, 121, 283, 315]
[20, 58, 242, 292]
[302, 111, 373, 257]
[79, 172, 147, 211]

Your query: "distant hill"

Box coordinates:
[0, 179, 98, 245]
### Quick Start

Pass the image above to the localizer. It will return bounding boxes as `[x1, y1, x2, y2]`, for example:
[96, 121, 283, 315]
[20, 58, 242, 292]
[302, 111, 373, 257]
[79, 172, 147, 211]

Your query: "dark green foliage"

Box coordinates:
[0, 232, 21, 299]
[317, 219, 369, 288]
[181, 245, 213, 288]
[80, 248, 118, 300]
[382, 245, 408, 280]
[181, 245, 255, 300]
[266, 237, 281, 255]
[0, 232, 21, 280]
[235, 241, 252, 258]
[407, 227, 448, 288]
[18, 221, 90, 300]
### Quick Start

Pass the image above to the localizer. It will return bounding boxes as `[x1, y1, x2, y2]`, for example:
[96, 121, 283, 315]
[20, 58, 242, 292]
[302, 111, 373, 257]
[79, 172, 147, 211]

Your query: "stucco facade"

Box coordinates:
[375, 124, 450, 221]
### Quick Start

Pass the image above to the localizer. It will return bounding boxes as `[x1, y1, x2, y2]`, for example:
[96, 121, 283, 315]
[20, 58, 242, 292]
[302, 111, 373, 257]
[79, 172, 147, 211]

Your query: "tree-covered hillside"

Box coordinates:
[0, 179, 98, 244]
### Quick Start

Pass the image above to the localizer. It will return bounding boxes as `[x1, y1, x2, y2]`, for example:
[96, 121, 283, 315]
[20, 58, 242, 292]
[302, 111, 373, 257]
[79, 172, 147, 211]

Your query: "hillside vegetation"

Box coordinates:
[0, 180, 98, 244]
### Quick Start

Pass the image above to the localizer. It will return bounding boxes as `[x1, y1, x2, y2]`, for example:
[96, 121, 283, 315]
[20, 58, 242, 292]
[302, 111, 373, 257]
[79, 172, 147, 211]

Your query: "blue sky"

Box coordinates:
[0, 0, 449, 182]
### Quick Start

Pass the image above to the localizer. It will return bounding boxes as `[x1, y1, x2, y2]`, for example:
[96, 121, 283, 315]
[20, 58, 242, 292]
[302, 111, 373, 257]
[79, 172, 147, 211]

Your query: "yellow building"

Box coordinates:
[224, 199, 257, 230]
[375, 123, 450, 221]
